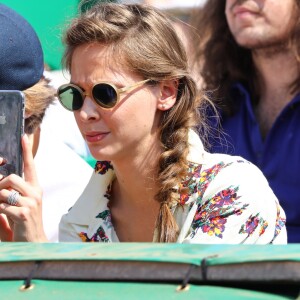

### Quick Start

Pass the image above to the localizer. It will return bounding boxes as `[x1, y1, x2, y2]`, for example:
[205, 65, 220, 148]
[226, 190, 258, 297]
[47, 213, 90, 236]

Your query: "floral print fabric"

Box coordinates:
[59, 132, 287, 244]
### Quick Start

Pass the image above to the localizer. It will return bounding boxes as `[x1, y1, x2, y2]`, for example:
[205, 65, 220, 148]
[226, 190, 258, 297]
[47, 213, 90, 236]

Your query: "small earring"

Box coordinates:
[161, 104, 166, 110]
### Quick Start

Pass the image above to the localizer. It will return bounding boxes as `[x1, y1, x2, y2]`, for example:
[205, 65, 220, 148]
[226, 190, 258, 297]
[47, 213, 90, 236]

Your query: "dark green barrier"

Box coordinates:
[0, 243, 299, 299]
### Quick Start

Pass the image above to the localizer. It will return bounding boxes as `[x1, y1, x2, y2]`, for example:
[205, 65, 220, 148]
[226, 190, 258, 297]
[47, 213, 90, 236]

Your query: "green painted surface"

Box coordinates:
[0, 280, 292, 300]
[1, 0, 79, 70]
[85, 155, 97, 168]
[1, 0, 118, 70]
[0, 244, 298, 299]
[0, 243, 300, 266]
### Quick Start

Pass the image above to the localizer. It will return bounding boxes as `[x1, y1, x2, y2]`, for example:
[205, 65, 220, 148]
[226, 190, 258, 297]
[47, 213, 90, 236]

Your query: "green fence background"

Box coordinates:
[1, 0, 116, 70]
[2, 0, 80, 70]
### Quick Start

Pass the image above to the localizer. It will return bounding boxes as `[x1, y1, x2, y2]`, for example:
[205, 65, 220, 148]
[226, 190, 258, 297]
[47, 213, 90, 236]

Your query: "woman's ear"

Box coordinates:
[157, 79, 178, 111]
[24, 111, 33, 119]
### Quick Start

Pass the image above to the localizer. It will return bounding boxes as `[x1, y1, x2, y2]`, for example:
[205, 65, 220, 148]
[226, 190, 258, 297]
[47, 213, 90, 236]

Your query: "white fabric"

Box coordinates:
[35, 128, 93, 242]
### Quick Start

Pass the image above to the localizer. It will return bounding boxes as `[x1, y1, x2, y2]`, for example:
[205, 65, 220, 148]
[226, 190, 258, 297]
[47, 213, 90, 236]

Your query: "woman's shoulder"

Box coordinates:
[202, 151, 252, 168]
[182, 153, 287, 244]
[188, 130, 259, 175]
[196, 151, 264, 181]
[185, 151, 277, 211]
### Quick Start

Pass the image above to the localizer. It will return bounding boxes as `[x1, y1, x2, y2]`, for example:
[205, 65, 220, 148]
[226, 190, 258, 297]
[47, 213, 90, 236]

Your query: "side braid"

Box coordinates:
[154, 78, 200, 242]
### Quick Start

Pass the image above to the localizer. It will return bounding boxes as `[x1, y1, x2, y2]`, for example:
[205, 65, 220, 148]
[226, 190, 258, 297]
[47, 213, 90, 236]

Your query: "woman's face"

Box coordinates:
[70, 43, 163, 163]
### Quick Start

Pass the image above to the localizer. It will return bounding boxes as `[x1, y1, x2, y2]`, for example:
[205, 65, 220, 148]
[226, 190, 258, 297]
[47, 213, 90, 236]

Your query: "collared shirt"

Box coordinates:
[59, 131, 286, 244]
[208, 83, 300, 243]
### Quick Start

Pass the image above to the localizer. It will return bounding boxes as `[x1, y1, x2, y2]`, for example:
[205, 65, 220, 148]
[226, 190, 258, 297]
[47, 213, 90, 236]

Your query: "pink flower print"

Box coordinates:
[78, 226, 110, 242]
[179, 193, 189, 206]
[95, 161, 113, 174]
[239, 213, 268, 237]
[210, 187, 239, 207]
[202, 216, 226, 238]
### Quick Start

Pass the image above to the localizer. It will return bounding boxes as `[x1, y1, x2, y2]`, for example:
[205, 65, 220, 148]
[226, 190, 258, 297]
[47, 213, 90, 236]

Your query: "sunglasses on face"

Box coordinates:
[57, 79, 150, 111]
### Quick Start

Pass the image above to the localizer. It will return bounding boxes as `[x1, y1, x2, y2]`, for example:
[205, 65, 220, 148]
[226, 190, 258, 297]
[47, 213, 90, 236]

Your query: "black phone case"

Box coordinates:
[0, 91, 25, 176]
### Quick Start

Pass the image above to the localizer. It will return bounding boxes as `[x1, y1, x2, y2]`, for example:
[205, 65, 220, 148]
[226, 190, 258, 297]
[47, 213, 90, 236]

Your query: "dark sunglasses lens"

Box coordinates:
[58, 85, 83, 111]
[92, 83, 117, 108]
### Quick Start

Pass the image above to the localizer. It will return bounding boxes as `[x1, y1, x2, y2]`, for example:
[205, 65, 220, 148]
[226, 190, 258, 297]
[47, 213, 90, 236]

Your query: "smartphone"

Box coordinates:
[0, 91, 25, 177]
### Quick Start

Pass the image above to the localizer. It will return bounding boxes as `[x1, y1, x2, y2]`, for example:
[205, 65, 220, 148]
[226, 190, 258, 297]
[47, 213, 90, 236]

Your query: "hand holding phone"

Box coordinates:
[0, 90, 25, 177]
[0, 134, 47, 242]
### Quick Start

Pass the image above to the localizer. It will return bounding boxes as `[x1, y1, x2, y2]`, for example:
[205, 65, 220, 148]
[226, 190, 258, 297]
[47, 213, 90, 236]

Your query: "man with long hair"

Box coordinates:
[192, 0, 300, 242]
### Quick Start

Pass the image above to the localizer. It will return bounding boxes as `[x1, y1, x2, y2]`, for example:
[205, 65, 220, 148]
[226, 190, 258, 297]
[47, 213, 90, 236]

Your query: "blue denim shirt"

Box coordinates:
[208, 83, 300, 243]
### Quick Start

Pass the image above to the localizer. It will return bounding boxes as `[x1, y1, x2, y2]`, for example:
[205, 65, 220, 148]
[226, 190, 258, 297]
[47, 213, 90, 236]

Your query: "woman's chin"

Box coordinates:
[90, 150, 113, 162]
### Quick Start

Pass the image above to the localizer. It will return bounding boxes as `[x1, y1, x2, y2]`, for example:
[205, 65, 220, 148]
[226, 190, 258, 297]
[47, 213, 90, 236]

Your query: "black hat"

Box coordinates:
[0, 4, 44, 91]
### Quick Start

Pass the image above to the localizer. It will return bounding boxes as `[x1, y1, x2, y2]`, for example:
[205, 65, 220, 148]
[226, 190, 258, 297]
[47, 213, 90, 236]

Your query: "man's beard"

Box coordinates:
[251, 41, 291, 59]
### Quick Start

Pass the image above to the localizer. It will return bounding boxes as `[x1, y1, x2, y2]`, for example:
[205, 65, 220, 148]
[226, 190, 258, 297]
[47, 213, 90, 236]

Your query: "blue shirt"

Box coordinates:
[208, 83, 300, 243]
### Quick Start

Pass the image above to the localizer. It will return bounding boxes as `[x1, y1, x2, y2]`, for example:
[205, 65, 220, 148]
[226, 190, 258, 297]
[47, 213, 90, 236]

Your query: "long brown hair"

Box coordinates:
[62, 3, 205, 242]
[190, 0, 300, 114]
[24, 76, 55, 134]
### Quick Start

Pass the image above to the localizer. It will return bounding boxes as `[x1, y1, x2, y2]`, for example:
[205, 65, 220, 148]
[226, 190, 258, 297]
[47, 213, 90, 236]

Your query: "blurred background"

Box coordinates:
[1, 0, 206, 71]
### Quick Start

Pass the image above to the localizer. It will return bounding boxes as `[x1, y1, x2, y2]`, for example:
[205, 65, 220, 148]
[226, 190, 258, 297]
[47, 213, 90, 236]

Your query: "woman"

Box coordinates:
[0, 3, 286, 243]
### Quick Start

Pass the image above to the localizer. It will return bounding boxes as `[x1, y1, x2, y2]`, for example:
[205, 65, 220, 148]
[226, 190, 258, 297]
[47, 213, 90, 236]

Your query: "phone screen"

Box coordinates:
[0, 91, 25, 176]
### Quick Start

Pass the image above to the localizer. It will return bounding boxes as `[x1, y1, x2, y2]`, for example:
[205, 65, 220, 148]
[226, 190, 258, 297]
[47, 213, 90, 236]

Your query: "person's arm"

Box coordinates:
[184, 159, 287, 244]
[0, 135, 48, 242]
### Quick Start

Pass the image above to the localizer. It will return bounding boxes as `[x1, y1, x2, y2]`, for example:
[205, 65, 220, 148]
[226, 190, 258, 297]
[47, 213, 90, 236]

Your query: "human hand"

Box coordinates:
[0, 213, 13, 241]
[0, 135, 48, 242]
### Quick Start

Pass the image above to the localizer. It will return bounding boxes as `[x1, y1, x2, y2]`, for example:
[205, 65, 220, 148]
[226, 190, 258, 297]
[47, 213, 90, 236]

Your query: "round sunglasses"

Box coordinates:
[57, 79, 150, 111]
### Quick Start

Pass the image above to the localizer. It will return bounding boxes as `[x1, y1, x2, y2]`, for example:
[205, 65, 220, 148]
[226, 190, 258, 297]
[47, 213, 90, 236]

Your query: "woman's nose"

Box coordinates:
[77, 96, 100, 121]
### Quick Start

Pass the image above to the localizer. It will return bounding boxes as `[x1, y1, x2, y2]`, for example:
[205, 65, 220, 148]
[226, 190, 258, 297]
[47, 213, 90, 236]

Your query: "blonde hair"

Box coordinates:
[24, 77, 55, 134]
[62, 3, 204, 242]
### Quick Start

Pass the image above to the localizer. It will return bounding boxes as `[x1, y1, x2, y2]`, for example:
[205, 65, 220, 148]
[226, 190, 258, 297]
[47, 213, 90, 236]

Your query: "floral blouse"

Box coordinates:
[59, 131, 287, 244]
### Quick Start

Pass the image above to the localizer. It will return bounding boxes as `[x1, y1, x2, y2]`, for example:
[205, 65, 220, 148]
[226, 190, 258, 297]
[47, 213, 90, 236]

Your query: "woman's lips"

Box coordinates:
[85, 132, 109, 143]
[233, 6, 258, 17]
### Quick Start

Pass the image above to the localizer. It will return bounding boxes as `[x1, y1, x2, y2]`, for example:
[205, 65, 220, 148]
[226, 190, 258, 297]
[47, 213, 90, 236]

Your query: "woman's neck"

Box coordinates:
[108, 141, 162, 242]
[111, 148, 160, 207]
